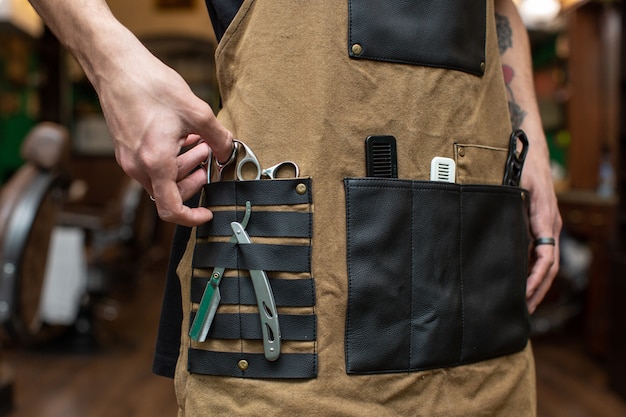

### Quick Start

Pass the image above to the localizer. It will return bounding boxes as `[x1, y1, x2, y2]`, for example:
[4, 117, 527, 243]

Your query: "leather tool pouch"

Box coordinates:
[344, 179, 530, 374]
[348, 0, 487, 76]
[188, 179, 317, 379]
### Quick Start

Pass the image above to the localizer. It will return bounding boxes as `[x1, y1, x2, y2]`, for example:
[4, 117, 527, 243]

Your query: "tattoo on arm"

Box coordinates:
[496, 13, 512, 54]
[507, 91, 528, 130]
[496, 13, 527, 129]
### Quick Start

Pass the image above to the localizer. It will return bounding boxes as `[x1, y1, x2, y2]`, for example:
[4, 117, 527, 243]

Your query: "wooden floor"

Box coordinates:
[534, 337, 626, 417]
[3, 256, 626, 417]
[3, 254, 179, 417]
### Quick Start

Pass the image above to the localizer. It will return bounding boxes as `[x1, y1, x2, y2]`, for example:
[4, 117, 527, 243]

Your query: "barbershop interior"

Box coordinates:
[1, 0, 626, 415]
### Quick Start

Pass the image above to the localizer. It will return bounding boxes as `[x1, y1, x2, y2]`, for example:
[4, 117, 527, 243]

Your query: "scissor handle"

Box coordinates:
[236, 141, 262, 181]
[207, 141, 239, 183]
[261, 161, 300, 179]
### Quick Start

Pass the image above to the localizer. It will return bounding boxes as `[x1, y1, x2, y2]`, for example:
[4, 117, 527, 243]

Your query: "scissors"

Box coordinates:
[208, 140, 299, 183]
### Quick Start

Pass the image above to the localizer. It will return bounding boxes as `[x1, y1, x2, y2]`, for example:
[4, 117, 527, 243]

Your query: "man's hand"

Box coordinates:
[97, 44, 233, 226]
[28, 0, 232, 226]
[495, 0, 562, 312]
[522, 144, 562, 313]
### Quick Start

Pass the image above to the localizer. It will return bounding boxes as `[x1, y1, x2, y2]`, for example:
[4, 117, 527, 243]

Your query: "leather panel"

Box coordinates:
[348, 0, 487, 76]
[344, 178, 530, 374]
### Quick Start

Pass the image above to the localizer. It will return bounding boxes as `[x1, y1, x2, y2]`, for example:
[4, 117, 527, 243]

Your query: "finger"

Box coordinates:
[153, 177, 213, 226]
[526, 242, 557, 294]
[183, 134, 203, 147]
[208, 130, 234, 164]
[177, 166, 209, 202]
[149, 155, 212, 226]
[188, 102, 234, 162]
[177, 141, 210, 181]
[526, 243, 560, 313]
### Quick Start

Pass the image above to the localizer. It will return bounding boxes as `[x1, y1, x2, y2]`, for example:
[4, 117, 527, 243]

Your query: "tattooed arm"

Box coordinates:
[494, 0, 562, 313]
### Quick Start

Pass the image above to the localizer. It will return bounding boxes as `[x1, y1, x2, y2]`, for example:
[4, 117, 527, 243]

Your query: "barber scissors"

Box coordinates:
[208, 140, 299, 183]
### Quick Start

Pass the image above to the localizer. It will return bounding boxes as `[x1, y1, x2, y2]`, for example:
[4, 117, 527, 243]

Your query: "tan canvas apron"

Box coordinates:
[174, 0, 537, 415]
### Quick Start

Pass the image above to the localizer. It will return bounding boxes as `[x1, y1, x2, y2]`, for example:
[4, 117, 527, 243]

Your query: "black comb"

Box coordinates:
[365, 135, 398, 178]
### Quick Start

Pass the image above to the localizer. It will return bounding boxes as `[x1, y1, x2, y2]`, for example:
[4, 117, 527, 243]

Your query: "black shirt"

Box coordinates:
[205, 0, 244, 41]
[152, 1, 244, 379]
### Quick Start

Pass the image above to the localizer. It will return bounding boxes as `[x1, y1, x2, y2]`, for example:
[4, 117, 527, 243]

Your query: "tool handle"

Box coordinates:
[250, 269, 281, 361]
[502, 129, 529, 187]
[189, 268, 224, 342]
[231, 221, 281, 361]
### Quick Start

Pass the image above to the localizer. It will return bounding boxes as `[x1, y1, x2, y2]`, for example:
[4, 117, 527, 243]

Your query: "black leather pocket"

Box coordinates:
[344, 178, 530, 374]
[348, 0, 487, 76]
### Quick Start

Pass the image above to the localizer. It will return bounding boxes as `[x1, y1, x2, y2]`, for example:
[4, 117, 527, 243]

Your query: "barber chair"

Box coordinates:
[0, 123, 70, 343]
[60, 176, 155, 288]
[0, 123, 70, 415]
[55, 161, 158, 351]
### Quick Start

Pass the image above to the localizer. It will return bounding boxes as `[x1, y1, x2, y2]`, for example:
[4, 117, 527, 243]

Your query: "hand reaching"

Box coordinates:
[92, 34, 233, 226]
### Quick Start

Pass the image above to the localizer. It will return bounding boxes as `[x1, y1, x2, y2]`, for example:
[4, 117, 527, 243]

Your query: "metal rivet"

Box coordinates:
[457, 147, 465, 157]
[480, 61, 486, 72]
[351, 43, 363, 55]
[238, 360, 249, 371]
[521, 191, 526, 201]
[296, 183, 307, 195]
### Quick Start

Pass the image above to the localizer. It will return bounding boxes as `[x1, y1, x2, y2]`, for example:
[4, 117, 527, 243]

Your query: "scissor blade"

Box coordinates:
[189, 268, 224, 342]
[230, 221, 281, 361]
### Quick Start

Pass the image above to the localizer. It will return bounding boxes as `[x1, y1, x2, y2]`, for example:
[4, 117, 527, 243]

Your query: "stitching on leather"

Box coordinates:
[459, 188, 466, 363]
[308, 190, 317, 354]
[408, 182, 415, 372]
[344, 181, 353, 370]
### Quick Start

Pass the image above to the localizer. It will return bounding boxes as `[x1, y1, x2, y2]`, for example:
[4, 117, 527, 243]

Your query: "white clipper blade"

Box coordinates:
[430, 157, 456, 183]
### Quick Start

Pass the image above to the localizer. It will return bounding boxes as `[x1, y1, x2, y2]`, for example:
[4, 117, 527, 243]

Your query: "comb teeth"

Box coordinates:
[430, 157, 456, 183]
[366, 135, 397, 178]
[371, 142, 393, 177]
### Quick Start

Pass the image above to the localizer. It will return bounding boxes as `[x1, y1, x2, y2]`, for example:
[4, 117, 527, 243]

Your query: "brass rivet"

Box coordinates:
[521, 191, 526, 201]
[238, 360, 249, 371]
[351, 43, 363, 55]
[480, 61, 486, 72]
[458, 147, 465, 157]
[296, 183, 307, 195]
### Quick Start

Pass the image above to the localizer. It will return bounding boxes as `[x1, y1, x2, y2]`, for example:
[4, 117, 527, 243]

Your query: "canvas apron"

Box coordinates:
[175, 0, 537, 415]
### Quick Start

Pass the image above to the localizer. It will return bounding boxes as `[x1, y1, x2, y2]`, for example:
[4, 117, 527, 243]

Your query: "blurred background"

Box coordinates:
[0, 0, 625, 415]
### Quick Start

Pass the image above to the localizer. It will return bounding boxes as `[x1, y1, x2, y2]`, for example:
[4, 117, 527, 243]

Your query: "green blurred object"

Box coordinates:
[0, 33, 39, 184]
[546, 129, 571, 170]
[1, 112, 36, 184]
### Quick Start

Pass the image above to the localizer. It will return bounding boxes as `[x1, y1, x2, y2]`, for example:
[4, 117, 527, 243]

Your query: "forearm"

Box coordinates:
[494, 0, 546, 150]
[495, 0, 553, 207]
[28, 0, 146, 92]
[28, 0, 233, 226]
[495, 0, 561, 312]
